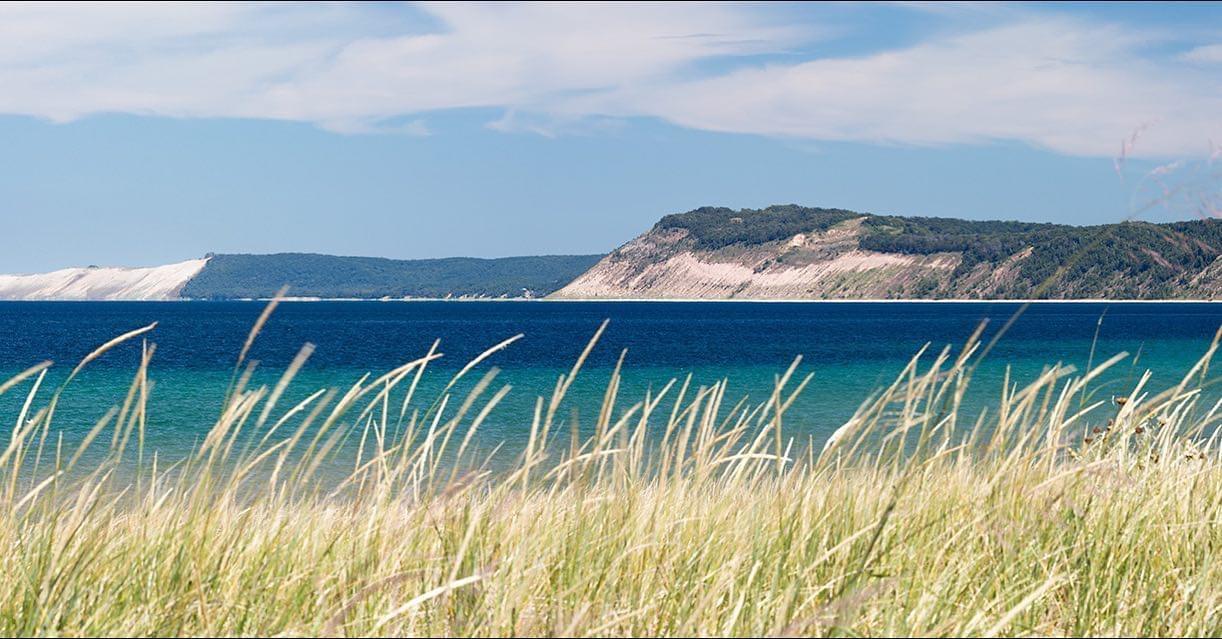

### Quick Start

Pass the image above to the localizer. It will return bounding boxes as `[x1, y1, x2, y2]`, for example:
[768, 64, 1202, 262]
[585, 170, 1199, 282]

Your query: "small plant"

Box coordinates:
[0, 304, 1217, 636]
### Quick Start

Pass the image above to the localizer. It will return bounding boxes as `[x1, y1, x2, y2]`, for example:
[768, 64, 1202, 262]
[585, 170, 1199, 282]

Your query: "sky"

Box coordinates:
[0, 1, 1220, 272]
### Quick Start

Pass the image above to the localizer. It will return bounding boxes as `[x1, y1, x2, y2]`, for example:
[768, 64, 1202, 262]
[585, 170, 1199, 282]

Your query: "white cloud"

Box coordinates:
[598, 19, 1222, 157]
[1182, 43, 1222, 64]
[0, 2, 1216, 157]
[241, 2, 808, 130]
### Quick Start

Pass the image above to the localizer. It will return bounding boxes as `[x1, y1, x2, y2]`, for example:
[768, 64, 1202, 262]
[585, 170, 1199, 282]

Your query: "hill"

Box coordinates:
[180, 253, 603, 300]
[551, 205, 1222, 300]
[0, 253, 602, 301]
[4, 206, 1219, 301]
[0, 259, 208, 301]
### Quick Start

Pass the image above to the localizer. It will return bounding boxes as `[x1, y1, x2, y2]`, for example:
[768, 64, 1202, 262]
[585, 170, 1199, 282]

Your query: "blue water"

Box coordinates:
[0, 301, 1218, 466]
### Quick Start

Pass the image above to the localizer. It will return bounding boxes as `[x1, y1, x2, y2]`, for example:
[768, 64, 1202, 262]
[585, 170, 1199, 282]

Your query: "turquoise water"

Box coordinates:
[0, 301, 1218, 467]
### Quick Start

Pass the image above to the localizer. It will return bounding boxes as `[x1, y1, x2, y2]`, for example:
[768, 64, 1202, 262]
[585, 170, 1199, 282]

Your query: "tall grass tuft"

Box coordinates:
[0, 310, 1219, 636]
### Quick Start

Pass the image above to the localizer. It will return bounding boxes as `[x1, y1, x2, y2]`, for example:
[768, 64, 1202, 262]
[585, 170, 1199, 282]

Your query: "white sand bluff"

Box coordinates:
[0, 258, 208, 300]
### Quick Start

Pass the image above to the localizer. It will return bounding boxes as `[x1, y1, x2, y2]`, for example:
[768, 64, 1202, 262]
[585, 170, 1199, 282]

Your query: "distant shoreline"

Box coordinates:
[205, 295, 1222, 303]
[538, 297, 1222, 304]
[1, 297, 1218, 303]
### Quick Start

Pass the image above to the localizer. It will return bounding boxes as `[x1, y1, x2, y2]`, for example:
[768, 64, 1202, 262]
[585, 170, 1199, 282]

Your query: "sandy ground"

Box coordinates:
[0, 258, 208, 300]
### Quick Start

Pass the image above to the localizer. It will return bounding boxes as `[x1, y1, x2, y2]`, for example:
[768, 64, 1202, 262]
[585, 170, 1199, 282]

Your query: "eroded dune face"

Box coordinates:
[0, 258, 209, 300]
[551, 220, 961, 300]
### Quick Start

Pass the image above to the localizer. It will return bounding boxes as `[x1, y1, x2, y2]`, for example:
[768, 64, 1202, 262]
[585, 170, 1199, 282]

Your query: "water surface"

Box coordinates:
[0, 301, 1217, 465]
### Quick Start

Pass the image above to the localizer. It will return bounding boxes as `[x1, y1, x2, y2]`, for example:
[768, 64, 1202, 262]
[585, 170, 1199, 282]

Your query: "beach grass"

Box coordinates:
[0, 309, 1220, 636]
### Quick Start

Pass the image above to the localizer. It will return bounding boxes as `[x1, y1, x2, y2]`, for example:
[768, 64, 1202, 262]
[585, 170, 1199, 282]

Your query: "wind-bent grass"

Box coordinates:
[0, 310, 1220, 636]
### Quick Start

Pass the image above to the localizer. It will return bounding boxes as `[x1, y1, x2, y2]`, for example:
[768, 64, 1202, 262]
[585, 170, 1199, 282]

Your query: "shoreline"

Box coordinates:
[538, 297, 1222, 304]
[0, 297, 1219, 303]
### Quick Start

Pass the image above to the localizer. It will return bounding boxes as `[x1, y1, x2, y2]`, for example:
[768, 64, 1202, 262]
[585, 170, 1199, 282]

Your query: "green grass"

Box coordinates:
[0, 303, 1219, 636]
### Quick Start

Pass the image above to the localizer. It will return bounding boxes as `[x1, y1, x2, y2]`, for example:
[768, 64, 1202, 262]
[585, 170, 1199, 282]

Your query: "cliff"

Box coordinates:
[552, 205, 1222, 300]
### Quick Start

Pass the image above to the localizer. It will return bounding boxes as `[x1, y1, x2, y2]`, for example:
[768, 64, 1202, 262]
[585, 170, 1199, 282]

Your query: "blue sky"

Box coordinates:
[0, 1, 1219, 272]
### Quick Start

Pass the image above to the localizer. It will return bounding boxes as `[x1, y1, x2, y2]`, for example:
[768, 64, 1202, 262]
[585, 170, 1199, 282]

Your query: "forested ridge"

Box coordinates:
[653, 204, 1222, 298]
[181, 253, 603, 299]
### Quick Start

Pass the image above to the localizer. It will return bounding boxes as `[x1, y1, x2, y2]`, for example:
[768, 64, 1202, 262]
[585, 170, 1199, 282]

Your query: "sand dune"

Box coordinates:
[0, 258, 208, 300]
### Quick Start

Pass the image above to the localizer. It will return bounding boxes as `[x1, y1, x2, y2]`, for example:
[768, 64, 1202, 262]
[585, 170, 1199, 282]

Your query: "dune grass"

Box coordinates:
[0, 308, 1219, 637]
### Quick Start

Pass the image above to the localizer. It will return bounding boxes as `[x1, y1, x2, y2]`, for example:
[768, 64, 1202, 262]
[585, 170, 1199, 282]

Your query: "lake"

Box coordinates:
[1, 300, 1219, 465]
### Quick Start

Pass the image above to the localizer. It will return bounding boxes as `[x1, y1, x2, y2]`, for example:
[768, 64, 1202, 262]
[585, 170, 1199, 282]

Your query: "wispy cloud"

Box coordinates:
[0, 2, 1216, 157]
[605, 18, 1222, 157]
[1182, 43, 1222, 64]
